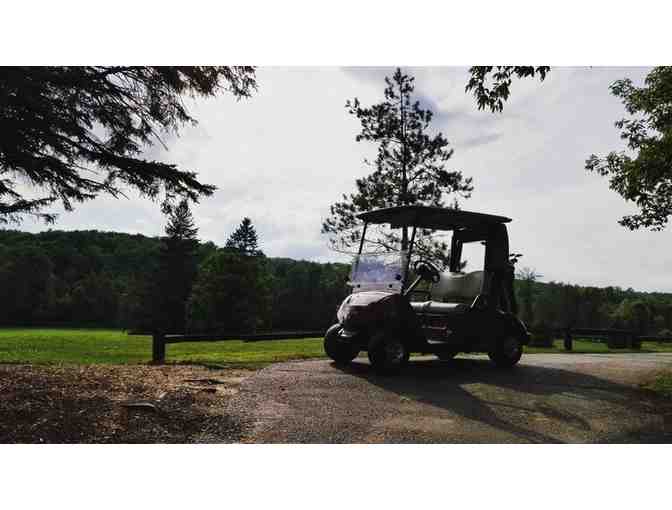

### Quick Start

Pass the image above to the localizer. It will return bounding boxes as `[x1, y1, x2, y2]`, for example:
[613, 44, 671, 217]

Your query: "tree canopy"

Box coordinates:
[164, 199, 199, 241]
[586, 67, 672, 230]
[225, 217, 262, 256]
[187, 248, 272, 334]
[0, 66, 256, 224]
[466, 66, 672, 231]
[466, 66, 550, 113]
[1, 228, 671, 336]
[322, 68, 473, 266]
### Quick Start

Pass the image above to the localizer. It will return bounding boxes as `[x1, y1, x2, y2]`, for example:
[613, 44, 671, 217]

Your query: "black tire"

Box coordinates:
[488, 334, 523, 368]
[436, 351, 458, 361]
[367, 334, 410, 375]
[324, 324, 360, 365]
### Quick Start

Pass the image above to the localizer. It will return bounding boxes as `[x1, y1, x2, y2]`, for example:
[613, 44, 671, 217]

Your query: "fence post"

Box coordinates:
[152, 332, 166, 364]
[563, 328, 573, 351]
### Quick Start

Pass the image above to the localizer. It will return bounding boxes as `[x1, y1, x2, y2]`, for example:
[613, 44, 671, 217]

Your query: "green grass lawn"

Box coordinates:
[0, 328, 325, 366]
[525, 338, 672, 354]
[1, 328, 671, 366]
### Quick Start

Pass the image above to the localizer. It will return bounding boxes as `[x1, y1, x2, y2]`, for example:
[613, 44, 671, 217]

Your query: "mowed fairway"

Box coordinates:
[1, 328, 672, 366]
[0, 328, 325, 366]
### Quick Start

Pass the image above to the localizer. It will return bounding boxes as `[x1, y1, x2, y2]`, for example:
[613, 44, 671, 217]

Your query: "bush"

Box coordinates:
[529, 322, 554, 348]
[658, 328, 672, 339]
[607, 332, 630, 349]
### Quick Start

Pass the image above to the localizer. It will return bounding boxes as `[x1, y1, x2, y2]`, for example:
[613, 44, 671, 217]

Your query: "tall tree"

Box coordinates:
[188, 217, 270, 333]
[0, 66, 256, 224]
[187, 251, 272, 334]
[586, 67, 672, 230]
[322, 68, 473, 267]
[515, 267, 543, 326]
[467, 66, 672, 231]
[225, 217, 262, 256]
[152, 199, 200, 333]
[0, 244, 54, 325]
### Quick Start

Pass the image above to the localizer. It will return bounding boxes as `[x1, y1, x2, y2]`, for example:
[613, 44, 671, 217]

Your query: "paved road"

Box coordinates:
[232, 353, 672, 443]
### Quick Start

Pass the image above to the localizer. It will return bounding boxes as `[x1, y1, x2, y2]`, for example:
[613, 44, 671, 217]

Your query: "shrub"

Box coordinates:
[658, 328, 672, 339]
[529, 322, 554, 348]
[607, 332, 629, 349]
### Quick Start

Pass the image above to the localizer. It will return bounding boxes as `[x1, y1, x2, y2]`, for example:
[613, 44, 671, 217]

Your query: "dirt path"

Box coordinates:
[4, 354, 672, 443]
[0, 364, 255, 443]
[233, 353, 672, 443]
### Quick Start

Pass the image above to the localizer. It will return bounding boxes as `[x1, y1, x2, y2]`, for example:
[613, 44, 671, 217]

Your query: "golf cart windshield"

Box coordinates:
[350, 252, 406, 293]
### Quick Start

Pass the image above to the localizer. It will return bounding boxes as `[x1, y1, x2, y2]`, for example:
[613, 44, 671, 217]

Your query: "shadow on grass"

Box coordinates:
[333, 356, 672, 443]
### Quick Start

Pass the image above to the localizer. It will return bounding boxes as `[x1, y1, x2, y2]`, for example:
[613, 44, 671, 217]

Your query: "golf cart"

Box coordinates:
[323, 205, 529, 374]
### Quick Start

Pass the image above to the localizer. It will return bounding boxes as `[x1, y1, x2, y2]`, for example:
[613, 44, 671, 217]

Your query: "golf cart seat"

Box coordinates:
[433, 270, 484, 304]
[409, 271, 484, 315]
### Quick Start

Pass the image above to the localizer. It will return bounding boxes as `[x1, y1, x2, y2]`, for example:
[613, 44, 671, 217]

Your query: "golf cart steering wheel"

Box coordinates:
[413, 259, 441, 284]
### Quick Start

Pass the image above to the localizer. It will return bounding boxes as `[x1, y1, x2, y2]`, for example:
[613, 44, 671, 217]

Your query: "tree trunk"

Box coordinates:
[399, 81, 408, 252]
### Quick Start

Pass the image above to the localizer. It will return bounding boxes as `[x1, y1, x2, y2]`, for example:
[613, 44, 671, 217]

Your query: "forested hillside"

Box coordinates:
[1, 229, 671, 335]
[0, 230, 349, 331]
[517, 279, 672, 335]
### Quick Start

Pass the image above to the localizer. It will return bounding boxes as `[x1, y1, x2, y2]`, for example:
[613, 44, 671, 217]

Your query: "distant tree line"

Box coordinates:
[0, 226, 349, 332]
[2, 228, 672, 336]
[514, 269, 672, 337]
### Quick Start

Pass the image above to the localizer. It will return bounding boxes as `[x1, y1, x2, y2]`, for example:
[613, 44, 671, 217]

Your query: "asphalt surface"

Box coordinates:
[232, 353, 672, 443]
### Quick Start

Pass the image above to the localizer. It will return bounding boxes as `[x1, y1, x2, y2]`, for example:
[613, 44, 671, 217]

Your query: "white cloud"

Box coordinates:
[18, 66, 672, 291]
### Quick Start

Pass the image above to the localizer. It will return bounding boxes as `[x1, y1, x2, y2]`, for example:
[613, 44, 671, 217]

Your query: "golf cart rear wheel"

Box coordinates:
[324, 324, 360, 365]
[488, 335, 523, 368]
[368, 336, 410, 375]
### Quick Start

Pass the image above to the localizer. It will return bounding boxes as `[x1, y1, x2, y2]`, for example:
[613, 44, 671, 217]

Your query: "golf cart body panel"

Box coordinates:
[325, 205, 529, 373]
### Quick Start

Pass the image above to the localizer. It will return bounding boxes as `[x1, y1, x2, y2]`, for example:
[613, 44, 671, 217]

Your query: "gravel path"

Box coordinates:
[232, 353, 672, 443]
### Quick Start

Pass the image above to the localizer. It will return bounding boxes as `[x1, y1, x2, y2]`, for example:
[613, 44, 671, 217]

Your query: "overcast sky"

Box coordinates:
[17, 66, 672, 292]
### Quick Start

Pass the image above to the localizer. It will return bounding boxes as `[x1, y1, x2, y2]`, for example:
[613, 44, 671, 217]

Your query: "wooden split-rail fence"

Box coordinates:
[151, 330, 323, 364]
[147, 327, 672, 364]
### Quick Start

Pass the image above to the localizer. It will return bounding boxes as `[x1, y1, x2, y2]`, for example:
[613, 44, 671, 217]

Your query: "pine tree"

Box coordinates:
[516, 267, 543, 326]
[0, 66, 256, 224]
[321, 68, 473, 267]
[225, 217, 262, 256]
[187, 249, 272, 334]
[188, 217, 270, 333]
[165, 200, 199, 241]
[152, 200, 199, 333]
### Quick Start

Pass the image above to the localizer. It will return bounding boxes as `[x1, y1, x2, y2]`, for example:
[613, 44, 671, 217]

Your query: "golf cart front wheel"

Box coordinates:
[324, 324, 360, 365]
[488, 335, 523, 368]
[368, 336, 410, 375]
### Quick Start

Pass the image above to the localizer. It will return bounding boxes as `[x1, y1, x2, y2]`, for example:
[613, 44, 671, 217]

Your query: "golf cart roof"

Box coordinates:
[357, 205, 511, 230]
